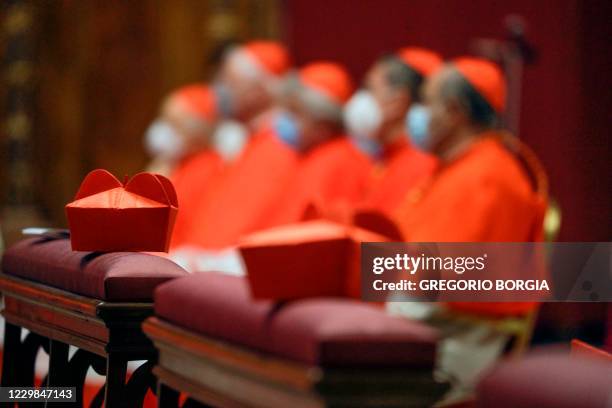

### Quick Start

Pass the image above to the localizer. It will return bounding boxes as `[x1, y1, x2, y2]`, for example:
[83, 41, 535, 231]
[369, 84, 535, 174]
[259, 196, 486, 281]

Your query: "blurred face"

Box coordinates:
[365, 62, 410, 140]
[217, 50, 272, 121]
[280, 91, 335, 151]
[161, 97, 210, 150]
[422, 67, 462, 154]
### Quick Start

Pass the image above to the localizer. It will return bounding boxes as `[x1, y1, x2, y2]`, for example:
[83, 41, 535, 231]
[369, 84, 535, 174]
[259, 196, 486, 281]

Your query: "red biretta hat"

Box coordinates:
[66, 169, 178, 252]
[243, 40, 291, 77]
[453, 57, 507, 113]
[396, 47, 443, 77]
[240, 220, 388, 300]
[298, 61, 354, 104]
[170, 84, 218, 123]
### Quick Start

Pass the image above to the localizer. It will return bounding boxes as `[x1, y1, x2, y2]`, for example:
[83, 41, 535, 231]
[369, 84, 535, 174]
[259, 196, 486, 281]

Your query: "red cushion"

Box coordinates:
[154, 272, 438, 367]
[2, 237, 187, 301]
[476, 354, 612, 408]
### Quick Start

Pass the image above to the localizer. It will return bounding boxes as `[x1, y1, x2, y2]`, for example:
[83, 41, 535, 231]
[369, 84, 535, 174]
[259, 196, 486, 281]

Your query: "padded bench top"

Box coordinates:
[476, 354, 612, 408]
[155, 272, 439, 367]
[2, 237, 187, 301]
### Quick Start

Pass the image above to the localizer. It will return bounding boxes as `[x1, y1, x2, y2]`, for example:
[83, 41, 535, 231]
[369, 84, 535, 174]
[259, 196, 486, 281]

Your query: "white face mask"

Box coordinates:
[144, 119, 185, 161]
[343, 90, 383, 139]
[212, 120, 248, 162]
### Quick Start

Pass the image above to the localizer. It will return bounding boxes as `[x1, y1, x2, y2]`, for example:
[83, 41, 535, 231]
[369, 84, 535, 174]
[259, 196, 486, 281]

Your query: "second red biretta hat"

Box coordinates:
[452, 57, 507, 113]
[298, 61, 354, 105]
[170, 84, 218, 122]
[396, 47, 443, 77]
[242, 40, 291, 77]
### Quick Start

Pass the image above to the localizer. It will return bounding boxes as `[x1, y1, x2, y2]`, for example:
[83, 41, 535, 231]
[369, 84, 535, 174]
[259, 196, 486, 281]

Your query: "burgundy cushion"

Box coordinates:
[476, 353, 612, 408]
[2, 237, 187, 301]
[154, 272, 438, 367]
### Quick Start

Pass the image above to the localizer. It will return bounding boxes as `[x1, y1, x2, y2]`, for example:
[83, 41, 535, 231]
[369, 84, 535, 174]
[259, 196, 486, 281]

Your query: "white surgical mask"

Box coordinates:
[212, 120, 248, 162]
[343, 90, 383, 139]
[344, 90, 383, 157]
[144, 119, 185, 160]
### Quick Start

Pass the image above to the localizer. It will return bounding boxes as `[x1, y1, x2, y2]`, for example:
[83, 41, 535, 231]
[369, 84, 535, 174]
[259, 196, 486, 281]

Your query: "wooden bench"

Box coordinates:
[146, 272, 448, 407]
[144, 317, 448, 408]
[1, 274, 156, 407]
[0, 237, 187, 407]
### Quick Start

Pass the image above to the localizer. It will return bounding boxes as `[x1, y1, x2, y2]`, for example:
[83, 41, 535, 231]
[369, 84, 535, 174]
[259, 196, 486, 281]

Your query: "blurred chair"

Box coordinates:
[543, 198, 562, 243]
[434, 133, 552, 359]
[428, 308, 540, 408]
[434, 197, 560, 362]
[430, 134, 553, 407]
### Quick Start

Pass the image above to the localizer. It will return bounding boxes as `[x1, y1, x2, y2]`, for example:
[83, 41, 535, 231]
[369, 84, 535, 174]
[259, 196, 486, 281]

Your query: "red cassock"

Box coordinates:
[260, 137, 373, 229]
[183, 126, 299, 249]
[361, 137, 437, 215]
[395, 135, 547, 316]
[169, 150, 224, 248]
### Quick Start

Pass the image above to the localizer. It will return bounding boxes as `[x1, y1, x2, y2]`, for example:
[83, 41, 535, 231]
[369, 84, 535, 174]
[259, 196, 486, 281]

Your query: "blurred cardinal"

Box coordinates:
[143, 84, 224, 248]
[172, 40, 297, 250]
[258, 61, 373, 228]
[344, 47, 441, 216]
[396, 57, 548, 316]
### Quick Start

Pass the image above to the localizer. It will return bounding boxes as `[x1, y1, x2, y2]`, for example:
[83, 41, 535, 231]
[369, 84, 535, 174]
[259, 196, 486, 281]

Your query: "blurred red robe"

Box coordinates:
[260, 137, 373, 229]
[183, 126, 298, 249]
[395, 135, 547, 316]
[361, 136, 437, 215]
[169, 150, 223, 248]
